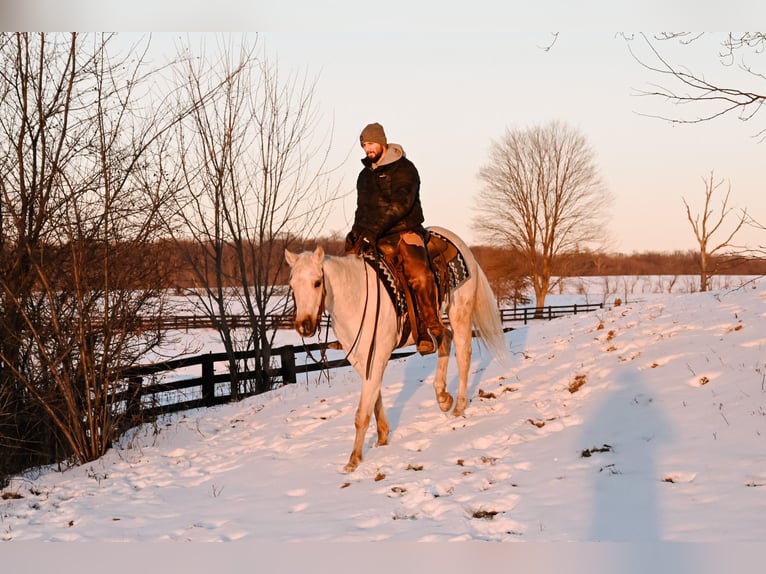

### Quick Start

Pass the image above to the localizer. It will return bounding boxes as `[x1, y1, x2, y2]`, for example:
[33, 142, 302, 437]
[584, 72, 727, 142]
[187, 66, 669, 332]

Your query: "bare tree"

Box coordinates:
[626, 33, 766, 138]
[473, 121, 611, 311]
[745, 215, 766, 256]
[0, 33, 189, 480]
[624, 33, 766, 259]
[683, 171, 747, 292]
[167, 36, 340, 396]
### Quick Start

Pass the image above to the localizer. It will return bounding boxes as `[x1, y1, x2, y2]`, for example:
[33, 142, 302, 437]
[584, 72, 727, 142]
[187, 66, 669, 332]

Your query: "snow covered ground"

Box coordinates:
[2, 275, 765, 569]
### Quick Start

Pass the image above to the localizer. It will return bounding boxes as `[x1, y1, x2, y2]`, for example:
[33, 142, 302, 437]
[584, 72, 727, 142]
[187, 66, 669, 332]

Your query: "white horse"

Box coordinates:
[285, 226, 507, 473]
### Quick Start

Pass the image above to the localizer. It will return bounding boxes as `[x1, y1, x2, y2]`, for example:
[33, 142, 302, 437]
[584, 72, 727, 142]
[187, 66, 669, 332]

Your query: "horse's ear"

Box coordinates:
[284, 249, 298, 267]
[313, 246, 324, 261]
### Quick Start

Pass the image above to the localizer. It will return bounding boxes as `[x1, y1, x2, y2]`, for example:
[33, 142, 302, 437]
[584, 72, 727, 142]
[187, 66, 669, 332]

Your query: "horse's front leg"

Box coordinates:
[343, 377, 381, 473]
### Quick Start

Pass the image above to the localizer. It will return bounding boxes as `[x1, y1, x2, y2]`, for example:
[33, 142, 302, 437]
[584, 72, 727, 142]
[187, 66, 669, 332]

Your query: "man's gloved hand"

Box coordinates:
[344, 230, 358, 253]
[358, 230, 376, 253]
[345, 228, 376, 255]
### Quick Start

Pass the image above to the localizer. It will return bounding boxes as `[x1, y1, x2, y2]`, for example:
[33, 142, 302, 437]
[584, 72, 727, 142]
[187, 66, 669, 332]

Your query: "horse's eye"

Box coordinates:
[313, 280, 322, 289]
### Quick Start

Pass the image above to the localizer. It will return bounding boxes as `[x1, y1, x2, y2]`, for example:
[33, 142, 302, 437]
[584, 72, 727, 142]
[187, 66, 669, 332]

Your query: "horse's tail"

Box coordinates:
[471, 264, 509, 363]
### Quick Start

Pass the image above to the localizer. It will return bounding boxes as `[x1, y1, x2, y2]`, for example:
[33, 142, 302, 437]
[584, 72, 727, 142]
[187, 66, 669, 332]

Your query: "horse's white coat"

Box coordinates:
[285, 226, 506, 473]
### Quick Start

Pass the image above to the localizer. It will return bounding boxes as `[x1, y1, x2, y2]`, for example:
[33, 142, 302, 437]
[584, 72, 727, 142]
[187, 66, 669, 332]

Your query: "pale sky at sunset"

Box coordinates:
[6, 4, 766, 253]
[254, 31, 766, 253]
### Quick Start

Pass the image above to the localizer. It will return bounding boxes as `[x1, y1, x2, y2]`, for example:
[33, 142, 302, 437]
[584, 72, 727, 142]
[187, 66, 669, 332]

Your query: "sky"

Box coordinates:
[255, 31, 765, 254]
[128, 30, 766, 254]
[3, 274, 766, 568]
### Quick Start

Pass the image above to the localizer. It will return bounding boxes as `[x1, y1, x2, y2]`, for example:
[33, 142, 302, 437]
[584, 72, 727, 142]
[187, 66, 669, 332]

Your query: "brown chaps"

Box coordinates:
[378, 231, 445, 354]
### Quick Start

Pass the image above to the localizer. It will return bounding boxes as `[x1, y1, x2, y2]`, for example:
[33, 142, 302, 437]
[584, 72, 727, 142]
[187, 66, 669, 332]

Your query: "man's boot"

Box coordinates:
[413, 289, 445, 355]
[399, 236, 445, 355]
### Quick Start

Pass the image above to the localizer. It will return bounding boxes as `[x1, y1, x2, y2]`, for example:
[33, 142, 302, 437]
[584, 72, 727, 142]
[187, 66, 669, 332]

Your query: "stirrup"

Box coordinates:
[417, 339, 436, 355]
[416, 329, 442, 356]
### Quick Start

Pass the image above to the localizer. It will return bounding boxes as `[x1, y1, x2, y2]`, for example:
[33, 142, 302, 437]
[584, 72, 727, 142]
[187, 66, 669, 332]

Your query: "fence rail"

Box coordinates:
[119, 301, 603, 419]
[139, 302, 603, 332]
[133, 314, 323, 331]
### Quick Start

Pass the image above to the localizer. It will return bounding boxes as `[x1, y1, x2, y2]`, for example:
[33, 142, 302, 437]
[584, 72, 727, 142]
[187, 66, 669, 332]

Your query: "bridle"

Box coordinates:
[297, 255, 382, 380]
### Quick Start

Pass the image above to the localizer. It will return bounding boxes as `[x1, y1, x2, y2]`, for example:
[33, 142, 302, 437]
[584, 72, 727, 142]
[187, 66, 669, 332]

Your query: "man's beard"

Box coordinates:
[367, 148, 384, 163]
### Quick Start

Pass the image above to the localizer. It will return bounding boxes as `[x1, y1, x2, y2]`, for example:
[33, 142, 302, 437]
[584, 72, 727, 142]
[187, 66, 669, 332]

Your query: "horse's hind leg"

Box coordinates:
[450, 308, 473, 417]
[433, 327, 454, 412]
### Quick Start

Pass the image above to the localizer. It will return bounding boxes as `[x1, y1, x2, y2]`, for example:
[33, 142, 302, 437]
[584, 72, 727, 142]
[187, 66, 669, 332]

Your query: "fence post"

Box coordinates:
[280, 346, 297, 386]
[126, 376, 143, 421]
[202, 353, 215, 406]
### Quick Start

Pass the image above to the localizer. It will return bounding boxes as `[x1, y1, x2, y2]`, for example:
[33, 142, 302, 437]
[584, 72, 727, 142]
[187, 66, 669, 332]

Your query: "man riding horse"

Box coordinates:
[344, 122, 445, 355]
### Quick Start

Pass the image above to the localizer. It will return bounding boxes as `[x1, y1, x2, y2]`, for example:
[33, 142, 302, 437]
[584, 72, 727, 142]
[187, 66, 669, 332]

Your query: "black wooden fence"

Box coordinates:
[117, 302, 604, 419]
[117, 342, 415, 420]
[500, 302, 604, 324]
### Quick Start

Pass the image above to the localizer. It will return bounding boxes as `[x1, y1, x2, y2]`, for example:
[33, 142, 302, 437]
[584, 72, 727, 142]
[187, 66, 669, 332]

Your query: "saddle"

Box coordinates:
[426, 229, 471, 302]
[362, 229, 470, 348]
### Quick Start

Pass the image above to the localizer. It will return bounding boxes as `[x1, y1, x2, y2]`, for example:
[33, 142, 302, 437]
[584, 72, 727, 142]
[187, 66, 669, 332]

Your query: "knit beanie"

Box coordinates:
[359, 122, 387, 146]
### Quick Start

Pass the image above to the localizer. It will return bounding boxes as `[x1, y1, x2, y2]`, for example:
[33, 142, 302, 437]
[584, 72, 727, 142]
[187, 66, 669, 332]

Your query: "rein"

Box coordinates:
[344, 255, 382, 380]
[365, 252, 383, 380]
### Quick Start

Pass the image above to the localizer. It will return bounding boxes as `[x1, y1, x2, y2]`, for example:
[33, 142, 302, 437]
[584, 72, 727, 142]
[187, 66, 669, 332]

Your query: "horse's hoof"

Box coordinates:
[438, 392, 453, 412]
[342, 456, 361, 473]
[375, 438, 389, 447]
[452, 400, 467, 417]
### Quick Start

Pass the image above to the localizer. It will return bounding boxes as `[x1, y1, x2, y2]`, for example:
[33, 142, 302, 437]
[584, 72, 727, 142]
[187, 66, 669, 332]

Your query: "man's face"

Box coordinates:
[362, 141, 385, 163]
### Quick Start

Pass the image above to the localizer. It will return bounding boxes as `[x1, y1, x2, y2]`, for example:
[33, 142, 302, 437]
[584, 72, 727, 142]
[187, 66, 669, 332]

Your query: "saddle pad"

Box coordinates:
[361, 251, 408, 317]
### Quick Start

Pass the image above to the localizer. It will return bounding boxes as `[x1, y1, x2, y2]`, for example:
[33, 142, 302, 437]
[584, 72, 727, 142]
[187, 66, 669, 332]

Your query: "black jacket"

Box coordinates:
[351, 144, 425, 241]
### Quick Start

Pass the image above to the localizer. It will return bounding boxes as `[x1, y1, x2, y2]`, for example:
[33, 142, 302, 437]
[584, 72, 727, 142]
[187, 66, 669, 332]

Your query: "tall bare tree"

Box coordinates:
[168, 36, 340, 396]
[0, 32, 190, 481]
[473, 121, 611, 310]
[684, 171, 747, 292]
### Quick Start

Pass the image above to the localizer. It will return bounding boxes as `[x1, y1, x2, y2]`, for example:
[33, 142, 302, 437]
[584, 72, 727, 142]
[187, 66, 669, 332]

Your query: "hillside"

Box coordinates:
[2, 279, 766, 546]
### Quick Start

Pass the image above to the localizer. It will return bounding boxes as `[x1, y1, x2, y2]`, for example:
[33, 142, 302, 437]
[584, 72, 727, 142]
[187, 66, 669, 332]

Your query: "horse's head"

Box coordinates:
[285, 246, 325, 337]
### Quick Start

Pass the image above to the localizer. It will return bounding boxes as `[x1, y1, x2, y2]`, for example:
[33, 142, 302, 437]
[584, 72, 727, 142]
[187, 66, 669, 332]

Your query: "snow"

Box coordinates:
[2, 276, 766, 567]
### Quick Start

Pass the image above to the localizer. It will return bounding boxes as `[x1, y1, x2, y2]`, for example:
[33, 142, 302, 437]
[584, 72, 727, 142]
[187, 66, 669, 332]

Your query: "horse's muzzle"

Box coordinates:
[295, 316, 317, 337]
